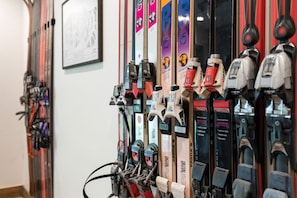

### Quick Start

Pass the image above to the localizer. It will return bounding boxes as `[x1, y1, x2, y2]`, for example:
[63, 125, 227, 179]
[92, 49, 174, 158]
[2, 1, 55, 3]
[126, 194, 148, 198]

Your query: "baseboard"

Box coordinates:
[21, 186, 32, 198]
[0, 185, 32, 198]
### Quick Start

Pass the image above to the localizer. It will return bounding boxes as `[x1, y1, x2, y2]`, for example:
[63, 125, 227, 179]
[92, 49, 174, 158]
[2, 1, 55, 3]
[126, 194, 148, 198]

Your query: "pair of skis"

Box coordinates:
[226, 0, 297, 197]
[109, 0, 159, 197]
[18, 0, 54, 197]
[182, 0, 235, 197]
[188, 0, 265, 197]
[154, 0, 179, 197]
[258, 0, 297, 197]
[152, 0, 194, 197]
[225, 0, 264, 197]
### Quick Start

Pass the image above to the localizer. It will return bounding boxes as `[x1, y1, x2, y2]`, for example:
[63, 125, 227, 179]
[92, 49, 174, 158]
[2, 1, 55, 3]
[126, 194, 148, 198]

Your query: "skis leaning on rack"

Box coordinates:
[17, 0, 55, 197]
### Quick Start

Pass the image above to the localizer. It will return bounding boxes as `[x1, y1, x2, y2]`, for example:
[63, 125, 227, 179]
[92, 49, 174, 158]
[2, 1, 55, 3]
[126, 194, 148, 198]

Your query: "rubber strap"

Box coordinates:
[285, 0, 291, 19]
[244, 0, 249, 25]
[277, 0, 291, 18]
[251, 0, 256, 25]
[244, 0, 256, 26]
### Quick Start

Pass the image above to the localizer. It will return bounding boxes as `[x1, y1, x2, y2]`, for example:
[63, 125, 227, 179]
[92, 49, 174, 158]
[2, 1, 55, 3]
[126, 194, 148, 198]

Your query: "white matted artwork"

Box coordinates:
[62, 0, 102, 68]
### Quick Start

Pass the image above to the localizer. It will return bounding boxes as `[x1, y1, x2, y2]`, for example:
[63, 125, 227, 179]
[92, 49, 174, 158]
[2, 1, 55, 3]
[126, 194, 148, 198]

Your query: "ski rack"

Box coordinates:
[224, 0, 263, 197]
[255, 0, 296, 197]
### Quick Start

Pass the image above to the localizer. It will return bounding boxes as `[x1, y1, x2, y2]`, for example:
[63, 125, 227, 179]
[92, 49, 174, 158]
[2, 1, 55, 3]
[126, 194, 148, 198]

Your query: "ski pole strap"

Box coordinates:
[83, 173, 116, 198]
[84, 162, 118, 185]
[82, 162, 118, 198]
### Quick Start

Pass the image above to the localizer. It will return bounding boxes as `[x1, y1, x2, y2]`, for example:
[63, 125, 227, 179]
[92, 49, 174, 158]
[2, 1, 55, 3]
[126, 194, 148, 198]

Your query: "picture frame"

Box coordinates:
[62, 0, 102, 69]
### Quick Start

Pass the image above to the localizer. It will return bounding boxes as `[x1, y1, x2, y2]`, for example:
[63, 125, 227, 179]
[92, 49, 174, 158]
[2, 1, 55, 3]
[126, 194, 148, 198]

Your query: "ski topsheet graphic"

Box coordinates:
[160, 0, 174, 97]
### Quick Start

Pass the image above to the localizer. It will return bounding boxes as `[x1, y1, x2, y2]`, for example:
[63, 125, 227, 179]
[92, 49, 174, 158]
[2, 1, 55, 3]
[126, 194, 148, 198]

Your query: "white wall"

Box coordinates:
[0, 0, 29, 190]
[53, 0, 119, 197]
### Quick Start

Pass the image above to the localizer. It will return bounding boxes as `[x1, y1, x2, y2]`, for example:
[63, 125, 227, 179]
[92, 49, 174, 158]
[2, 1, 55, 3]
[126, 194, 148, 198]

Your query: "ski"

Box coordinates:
[255, 0, 297, 197]
[208, 1, 236, 197]
[185, 1, 213, 197]
[224, 0, 266, 197]
[31, 1, 42, 197]
[109, 0, 135, 196]
[18, 0, 35, 195]
[155, 0, 177, 197]
[170, 0, 194, 197]
[146, 1, 161, 196]
[39, 0, 48, 197]
[43, 0, 54, 197]
[147, 0, 159, 147]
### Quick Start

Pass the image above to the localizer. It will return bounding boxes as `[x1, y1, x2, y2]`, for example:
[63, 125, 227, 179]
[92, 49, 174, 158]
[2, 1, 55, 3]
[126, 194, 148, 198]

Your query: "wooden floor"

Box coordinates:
[0, 186, 31, 198]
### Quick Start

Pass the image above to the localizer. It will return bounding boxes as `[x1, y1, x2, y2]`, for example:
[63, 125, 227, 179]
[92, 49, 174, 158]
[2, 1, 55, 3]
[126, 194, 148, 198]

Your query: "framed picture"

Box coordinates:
[62, 0, 102, 69]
